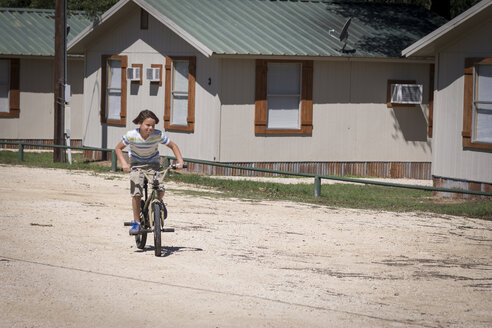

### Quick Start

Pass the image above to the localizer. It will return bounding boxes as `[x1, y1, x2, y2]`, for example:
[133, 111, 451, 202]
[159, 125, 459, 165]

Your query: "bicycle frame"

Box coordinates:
[138, 165, 173, 232]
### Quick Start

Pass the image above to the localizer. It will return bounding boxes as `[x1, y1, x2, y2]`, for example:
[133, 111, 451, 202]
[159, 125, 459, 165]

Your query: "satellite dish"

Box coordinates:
[328, 17, 354, 53]
[339, 17, 352, 43]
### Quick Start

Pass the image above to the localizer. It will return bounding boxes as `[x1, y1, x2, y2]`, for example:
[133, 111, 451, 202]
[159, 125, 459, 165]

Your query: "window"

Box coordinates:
[267, 63, 301, 129]
[463, 58, 492, 150]
[101, 55, 127, 126]
[255, 59, 312, 135]
[0, 58, 20, 118]
[164, 56, 195, 132]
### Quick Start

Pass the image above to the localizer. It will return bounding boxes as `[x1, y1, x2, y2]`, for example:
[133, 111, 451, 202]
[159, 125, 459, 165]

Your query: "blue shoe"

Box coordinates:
[129, 221, 140, 235]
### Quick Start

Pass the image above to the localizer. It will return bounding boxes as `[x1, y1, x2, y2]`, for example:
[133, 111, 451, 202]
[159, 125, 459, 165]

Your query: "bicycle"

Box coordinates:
[124, 163, 186, 256]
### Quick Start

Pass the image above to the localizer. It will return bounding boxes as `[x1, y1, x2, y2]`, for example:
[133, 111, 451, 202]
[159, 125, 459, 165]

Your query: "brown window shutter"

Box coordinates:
[120, 55, 127, 124]
[9, 58, 20, 117]
[187, 57, 196, 128]
[428, 64, 434, 137]
[100, 55, 109, 123]
[255, 59, 267, 135]
[164, 56, 172, 129]
[462, 58, 476, 147]
[301, 60, 313, 134]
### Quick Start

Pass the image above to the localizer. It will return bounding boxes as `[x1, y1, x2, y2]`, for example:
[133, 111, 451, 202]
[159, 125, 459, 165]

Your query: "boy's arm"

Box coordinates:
[166, 141, 184, 169]
[115, 140, 131, 172]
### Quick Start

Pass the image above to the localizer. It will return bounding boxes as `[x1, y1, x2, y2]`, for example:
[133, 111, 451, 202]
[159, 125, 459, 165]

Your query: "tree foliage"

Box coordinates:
[0, 0, 482, 19]
[0, 0, 118, 17]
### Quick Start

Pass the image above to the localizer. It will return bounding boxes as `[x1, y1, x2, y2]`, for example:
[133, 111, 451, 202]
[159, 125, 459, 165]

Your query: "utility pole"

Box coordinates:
[53, 0, 66, 162]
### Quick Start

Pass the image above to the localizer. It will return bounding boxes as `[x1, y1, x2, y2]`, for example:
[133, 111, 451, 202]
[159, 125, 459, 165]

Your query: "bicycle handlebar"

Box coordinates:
[131, 163, 187, 183]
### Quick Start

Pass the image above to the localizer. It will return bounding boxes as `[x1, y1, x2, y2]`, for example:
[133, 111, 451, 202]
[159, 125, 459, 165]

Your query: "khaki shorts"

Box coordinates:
[130, 163, 165, 197]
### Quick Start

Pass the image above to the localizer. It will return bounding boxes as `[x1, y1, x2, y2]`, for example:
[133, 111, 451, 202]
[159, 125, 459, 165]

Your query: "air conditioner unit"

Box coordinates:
[147, 67, 161, 82]
[127, 67, 140, 81]
[390, 84, 423, 104]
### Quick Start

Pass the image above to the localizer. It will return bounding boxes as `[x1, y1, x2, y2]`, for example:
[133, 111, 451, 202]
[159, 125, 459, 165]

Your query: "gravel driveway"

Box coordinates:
[0, 165, 491, 327]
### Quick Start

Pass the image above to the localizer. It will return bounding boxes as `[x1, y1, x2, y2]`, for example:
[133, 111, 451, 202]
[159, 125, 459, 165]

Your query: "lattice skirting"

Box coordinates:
[0, 139, 82, 149]
[433, 176, 492, 199]
[183, 161, 432, 180]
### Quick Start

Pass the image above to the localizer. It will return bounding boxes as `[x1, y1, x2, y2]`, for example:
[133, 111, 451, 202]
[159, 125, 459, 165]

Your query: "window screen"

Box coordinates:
[474, 64, 492, 143]
[267, 63, 301, 129]
[107, 59, 121, 121]
[171, 60, 189, 126]
[0, 60, 9, 113]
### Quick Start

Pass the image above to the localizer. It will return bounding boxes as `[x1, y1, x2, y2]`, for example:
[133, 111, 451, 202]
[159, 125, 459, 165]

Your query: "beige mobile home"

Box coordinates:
[0, 8, 91, 146]
[69, 0, 446, 178]
[403, 0, 492, 196]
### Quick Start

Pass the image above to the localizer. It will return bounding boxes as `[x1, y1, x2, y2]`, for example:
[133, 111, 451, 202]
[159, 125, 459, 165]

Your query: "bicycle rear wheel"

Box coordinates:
[135, 200, 147, 249]
[153, 202, 162, 257]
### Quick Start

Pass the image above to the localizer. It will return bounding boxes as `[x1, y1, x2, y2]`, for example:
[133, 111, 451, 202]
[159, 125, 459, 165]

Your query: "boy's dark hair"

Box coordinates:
[132, 109, 159, 125]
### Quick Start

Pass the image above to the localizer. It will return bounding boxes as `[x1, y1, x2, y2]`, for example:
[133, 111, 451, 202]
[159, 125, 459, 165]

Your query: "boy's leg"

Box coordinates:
[132, 196, 142, 222]
[129, 168, 144, 234]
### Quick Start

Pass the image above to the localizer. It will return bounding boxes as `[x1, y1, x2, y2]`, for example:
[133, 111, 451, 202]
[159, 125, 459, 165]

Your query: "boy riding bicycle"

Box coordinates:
[115, 109, 184, 235]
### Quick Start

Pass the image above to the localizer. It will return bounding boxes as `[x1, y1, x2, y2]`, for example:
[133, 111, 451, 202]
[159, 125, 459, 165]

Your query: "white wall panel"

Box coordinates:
[0, 58, 84, 140]
[432, 19, 492, 184]
[218, 58, 432, 162]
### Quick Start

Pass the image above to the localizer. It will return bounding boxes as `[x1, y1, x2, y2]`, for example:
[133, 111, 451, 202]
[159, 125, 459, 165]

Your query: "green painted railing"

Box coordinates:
[163, 156, 492, 198]
[0, 141, 117, 172]
[1, 141, 490, 198]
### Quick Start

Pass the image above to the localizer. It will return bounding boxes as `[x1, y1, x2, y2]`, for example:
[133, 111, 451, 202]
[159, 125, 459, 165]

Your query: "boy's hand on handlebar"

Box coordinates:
[122, 163, 131, 172]
[172, 162, 187, 169]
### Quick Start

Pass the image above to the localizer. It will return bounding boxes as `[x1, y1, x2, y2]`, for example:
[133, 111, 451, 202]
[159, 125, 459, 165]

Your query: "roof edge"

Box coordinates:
[68, 0, 213, 57]
[133, 0, 213, 57]
[402, 0, 492, 57]
[68, 0, 131, 51]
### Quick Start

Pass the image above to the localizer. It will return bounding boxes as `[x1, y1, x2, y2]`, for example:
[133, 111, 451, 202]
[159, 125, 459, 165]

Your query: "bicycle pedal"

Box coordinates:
[162, 228, 175, 233]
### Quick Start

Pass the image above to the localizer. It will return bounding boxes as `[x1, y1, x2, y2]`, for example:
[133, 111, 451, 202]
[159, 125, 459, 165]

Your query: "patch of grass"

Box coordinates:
[1, 150, 491, 220]
[0, 150, 112, 173]
[169, 173, 492, 220]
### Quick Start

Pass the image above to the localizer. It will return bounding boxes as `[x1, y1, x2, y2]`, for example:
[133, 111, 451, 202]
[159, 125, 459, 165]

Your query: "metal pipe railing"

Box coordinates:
[164, 156, 492, 198]
[1, 142, 490, 197]
[0, 141, 117, 172]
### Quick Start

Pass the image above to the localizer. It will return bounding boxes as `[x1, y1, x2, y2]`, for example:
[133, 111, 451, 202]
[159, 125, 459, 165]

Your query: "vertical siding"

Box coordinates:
[219, 58, 432, 163]
[433, 19, 492, 184]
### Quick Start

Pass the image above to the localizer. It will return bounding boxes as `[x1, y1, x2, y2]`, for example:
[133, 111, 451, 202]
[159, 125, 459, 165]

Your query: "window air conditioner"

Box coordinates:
[146, 67, 161, 82]
[126, 67, 140, 81]
[390, 84, 423, 104]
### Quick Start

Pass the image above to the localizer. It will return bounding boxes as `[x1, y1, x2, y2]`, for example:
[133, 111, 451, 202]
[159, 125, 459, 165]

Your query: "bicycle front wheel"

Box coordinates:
[153, 202, 162, 257]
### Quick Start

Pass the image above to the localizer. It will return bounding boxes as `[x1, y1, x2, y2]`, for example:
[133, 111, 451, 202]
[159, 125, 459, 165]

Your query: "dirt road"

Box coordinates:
[0, 165, 491, 327]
